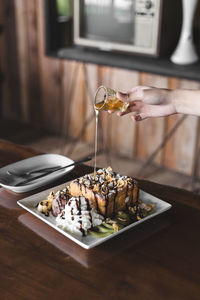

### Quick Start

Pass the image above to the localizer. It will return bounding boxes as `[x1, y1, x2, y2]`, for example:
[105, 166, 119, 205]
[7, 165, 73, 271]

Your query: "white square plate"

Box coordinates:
[17, 181, 172, 249]
[0, 154, 74, 193]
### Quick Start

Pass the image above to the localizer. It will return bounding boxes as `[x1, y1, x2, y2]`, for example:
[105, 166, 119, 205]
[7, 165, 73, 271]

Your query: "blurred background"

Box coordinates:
[0, 0, 200, 192]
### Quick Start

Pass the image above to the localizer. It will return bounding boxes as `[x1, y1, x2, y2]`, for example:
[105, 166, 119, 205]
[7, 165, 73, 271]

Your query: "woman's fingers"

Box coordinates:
[132, 113, 148, 121]
[117, 87, 153, 106]
[124, 86, 167, 105]
[109, 86, 173, 121]
[129, 86, 151, 101]
[117, 86, 167, 104]
[108, 110, 115, 114]
[117, 90, 138, 102]
[117, 101, 143, 116]
[117, 91, 128, 101]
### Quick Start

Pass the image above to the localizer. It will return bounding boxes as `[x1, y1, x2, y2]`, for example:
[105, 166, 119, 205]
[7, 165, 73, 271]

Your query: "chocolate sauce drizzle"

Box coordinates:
[112, 189, 118, 217]
[125, 184, 129, 209]
[67, 196, 93, 236]
[74, 168, 138, 219]
[78, 220, 85, 236]
[55, 190, 69, 215]
[94, 193, 100, 214]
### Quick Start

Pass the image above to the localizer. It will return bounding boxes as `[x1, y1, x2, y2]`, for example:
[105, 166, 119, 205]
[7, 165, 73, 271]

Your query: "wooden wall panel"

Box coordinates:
[136, 73, 168, 164]
[193, 119, 200, 178]
[67, 62, 86, 138]
[59, 60, 71, 137]
[97, 66, 113, 155]
[25, 0, 42, 125]
[37, 0, 62, 134]
[83, 63, 98, 145]
[162, 78, 180, 170]
[110, 68, 139, 158]
[0, 0, 3, 72]
[1, 0, 200, 178]
[14, 0, 29, 122]
[15, 0, 42, 125]
[39, 56, 62, 134]
[0, 0, 3, 43]
[0, 0, 6, 116]
[1, 0, 22, 119]
[164, 79, 200, 174]
[0, 0, 3, 27]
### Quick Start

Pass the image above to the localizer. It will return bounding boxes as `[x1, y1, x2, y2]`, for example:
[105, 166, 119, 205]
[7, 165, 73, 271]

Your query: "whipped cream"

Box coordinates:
[56, 196, 103, 236]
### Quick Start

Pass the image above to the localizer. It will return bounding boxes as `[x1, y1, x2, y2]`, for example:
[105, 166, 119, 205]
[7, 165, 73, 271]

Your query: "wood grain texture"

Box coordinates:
[1, 141, 200, 300]
[2, 0, 22, 119]
[192, 117, 200, 179]
[14, 0, 29, 122]
[164, 79, 200, 174]
[0, 0, 3, 25]
[0, 140, 39, 166]
[59, 59, 71, 137]
[1, 0, 200, 178]
[15, 0, 42, 124]
[37, 0, 62, 133]
[0, 0, 6, 115]
[110, 68, 139, 158]
[97, 65, 113, 162]
[83, 63, 98, 145]
[67, 62, 86, 138]
[136, 73, 168, 164]
[25, 0, 42, 125]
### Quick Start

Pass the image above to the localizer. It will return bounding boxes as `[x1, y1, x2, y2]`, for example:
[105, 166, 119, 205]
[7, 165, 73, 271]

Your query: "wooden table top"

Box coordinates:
[1, 140, 200, 300]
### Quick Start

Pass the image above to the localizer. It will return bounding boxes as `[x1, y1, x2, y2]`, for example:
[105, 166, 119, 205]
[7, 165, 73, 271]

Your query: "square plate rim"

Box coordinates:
[17, 180, 172, 249]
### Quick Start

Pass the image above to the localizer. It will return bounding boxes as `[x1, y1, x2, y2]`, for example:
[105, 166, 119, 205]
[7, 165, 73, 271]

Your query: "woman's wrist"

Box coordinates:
[169, 89, 200, 116]
[168, 89, 181, 114]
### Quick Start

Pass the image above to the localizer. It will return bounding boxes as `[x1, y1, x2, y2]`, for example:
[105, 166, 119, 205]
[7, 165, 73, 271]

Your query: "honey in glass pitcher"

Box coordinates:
[94, 86, 129, 112]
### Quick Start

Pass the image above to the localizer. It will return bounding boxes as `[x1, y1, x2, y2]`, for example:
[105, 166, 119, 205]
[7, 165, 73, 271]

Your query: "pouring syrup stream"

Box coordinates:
[94, 110, 99, 175]
[93, 87, 129, 175]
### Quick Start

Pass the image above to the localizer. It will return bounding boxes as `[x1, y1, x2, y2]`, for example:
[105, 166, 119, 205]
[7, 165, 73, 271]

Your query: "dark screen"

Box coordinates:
[80, 0, 135, 44]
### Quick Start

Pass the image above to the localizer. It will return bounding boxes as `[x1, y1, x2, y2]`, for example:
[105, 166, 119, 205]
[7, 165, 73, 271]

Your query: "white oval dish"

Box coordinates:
[0, 154, 74, 193]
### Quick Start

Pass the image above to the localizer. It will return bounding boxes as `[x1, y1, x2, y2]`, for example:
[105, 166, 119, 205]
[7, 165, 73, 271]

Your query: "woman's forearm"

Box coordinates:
[117, 86, 200, 121]
[171, 89, 200, 116]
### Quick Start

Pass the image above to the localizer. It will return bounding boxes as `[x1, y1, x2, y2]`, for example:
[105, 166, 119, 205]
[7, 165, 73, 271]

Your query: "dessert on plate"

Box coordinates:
[51, 188, 71, 217]
[56, 196, 103, 236]
[68, 167, 139, 218]
[36, 167, 154, 238]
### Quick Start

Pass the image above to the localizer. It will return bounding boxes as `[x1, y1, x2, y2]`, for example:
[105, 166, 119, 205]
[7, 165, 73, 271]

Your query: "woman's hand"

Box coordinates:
[114, 86, 177, 121]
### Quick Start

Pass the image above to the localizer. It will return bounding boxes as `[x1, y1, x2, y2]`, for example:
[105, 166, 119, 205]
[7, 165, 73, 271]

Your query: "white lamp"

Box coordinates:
[171, 0, 199, 65]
